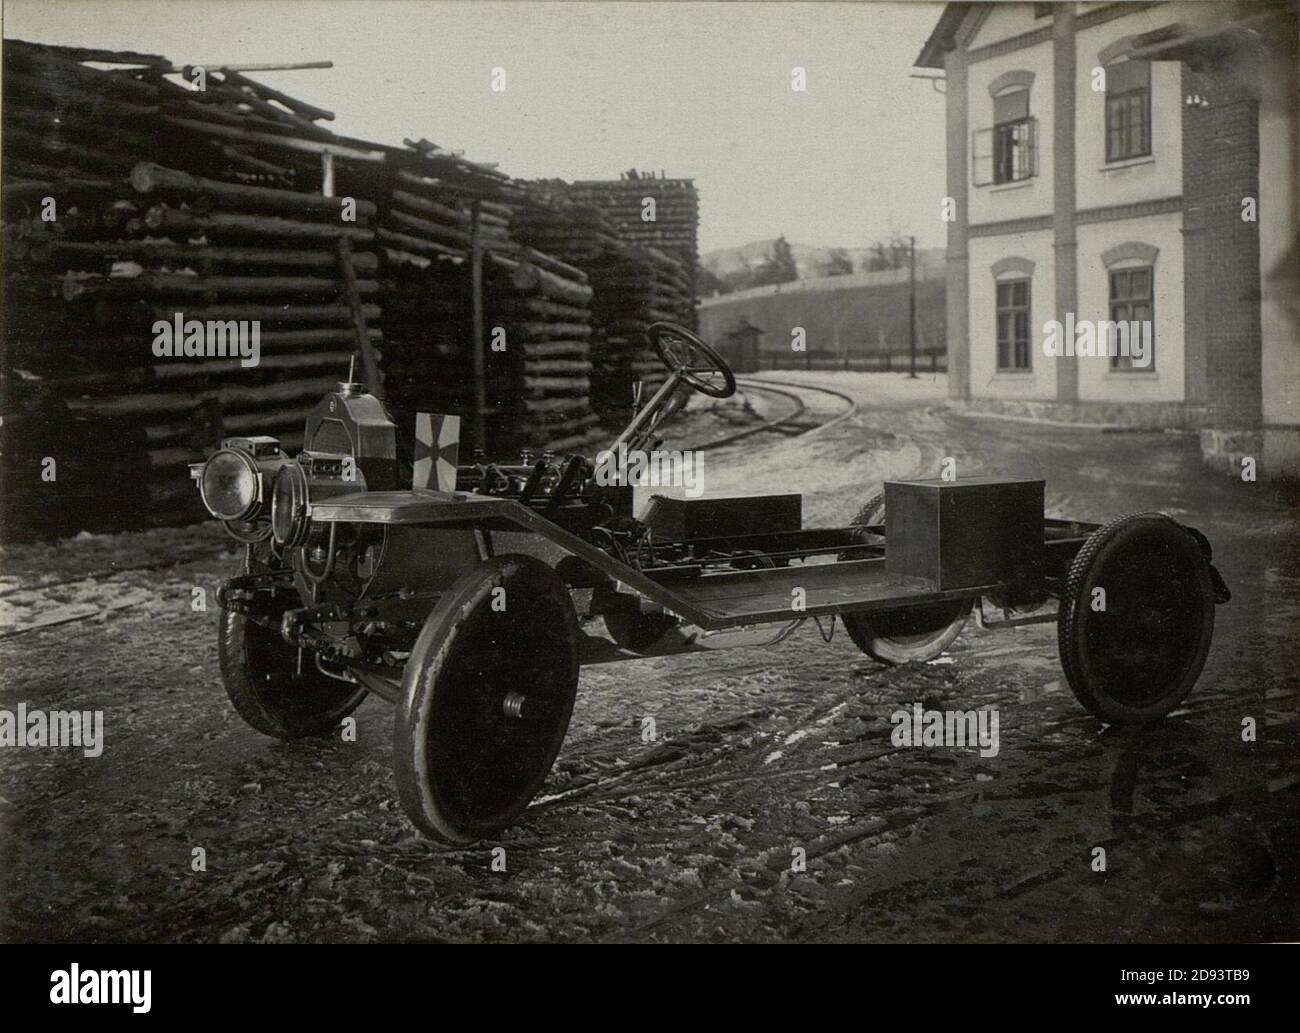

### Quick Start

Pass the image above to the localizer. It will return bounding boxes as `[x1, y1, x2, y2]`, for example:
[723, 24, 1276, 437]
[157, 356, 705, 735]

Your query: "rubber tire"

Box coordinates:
[603, 599, 680, 653]
[218, 597, 367, 739]
[393, 555, 580, 844]
[839, 492, 975, 664]
[1058, 512, 1216, 724]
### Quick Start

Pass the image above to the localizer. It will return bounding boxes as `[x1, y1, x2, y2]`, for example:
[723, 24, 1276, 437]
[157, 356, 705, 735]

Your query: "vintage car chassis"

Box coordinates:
[193, 321, 1230, 844]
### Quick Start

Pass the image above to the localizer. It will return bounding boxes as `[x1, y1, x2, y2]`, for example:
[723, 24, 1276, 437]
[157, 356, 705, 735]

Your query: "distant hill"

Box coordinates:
[702, 239, 944, 288]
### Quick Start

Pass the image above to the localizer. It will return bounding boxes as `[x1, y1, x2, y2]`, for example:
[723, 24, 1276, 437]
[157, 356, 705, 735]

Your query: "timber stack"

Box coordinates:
[1, 38, 687, 541]
[587, 243, 693, 426]
[3, 39, 386, 535]
[377, 244, 600, 459]
[371, 145, 601, 456]
[484, 249, 598, 453]
[511, 188, 693, 428]
[567, 173, 700, 319]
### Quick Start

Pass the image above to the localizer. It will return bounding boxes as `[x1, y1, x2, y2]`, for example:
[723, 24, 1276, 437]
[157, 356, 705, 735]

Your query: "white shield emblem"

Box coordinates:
[413, 413, 460, 492]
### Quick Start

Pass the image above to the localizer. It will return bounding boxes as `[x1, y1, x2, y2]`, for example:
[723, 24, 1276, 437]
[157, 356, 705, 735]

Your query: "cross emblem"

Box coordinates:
[413, 412, 461, 492]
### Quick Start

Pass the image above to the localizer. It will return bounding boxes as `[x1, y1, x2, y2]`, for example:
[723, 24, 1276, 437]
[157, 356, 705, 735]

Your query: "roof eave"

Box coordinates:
[915, 3, 973, 69]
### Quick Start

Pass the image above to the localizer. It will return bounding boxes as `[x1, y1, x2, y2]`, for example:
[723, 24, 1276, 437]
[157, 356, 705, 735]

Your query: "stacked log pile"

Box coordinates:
[2, 39, 690, 540]
[366, 147, 601, 456]
[484, 251, 599, 453]
[375, 256, 473, 458]
[2, 40, 386, 534]
[361, 149, 502, 460]
[511, 190, 694, 427]
[567, 173, 700, 319]
[378, 253, 600, 457]
[377, 146, 512, 266]
[589, 243, 694, 425]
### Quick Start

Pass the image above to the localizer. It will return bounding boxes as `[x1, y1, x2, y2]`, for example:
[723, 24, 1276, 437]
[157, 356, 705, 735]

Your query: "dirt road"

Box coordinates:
[2, 373, 1296, 942]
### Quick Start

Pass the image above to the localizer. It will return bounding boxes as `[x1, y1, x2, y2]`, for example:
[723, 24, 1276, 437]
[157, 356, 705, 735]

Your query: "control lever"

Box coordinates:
[545, 455, 590, 513]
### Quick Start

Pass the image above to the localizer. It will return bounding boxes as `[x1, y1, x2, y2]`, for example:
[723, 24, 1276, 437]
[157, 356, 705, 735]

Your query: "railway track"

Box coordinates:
[688, 377, 857, 451]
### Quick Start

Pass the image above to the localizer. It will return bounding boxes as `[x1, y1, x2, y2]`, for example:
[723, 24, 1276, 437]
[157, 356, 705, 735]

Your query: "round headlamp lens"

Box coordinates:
[271, 462, 309, 546]
[200, 449, 258, 521]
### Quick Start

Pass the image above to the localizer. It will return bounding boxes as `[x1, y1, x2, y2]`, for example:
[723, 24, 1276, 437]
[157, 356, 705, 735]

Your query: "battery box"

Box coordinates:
[883, 477, 1044, 590]
[641, 493, 803, 541]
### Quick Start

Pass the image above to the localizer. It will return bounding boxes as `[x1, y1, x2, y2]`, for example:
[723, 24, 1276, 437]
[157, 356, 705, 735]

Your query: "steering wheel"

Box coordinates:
[648, 321, 737, 399]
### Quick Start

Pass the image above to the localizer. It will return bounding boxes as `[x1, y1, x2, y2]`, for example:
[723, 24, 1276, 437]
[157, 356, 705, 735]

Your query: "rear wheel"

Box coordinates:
[393, 555, 580, 844]
[1058, 513, 1216, 724]
[218, 593, 367, 738]
[602, 598, 680, 652]
[839, 492, 974, 664]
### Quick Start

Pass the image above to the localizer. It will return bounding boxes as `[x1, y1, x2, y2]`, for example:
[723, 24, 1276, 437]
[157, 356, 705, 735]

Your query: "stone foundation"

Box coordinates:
[955, 399, 1299, 481]
[959, 397, 1193, 429]
[1262, 424, 1300, 481]
[1199, 427, 1265, 479]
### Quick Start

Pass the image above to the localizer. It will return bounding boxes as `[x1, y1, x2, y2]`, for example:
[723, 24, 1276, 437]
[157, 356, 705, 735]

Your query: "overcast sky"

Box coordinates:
[5, 0, 949, 255]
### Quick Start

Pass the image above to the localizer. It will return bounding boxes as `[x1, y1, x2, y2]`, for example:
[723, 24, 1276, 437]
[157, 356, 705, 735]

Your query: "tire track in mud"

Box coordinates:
[604, 741, 1296, 943]
[0, 544, 237, 637]
[530, 606, 1299, 941]
[788, 763, 1300, 943]
[535, 660, 884, 814]
[508, 648, 995, 939]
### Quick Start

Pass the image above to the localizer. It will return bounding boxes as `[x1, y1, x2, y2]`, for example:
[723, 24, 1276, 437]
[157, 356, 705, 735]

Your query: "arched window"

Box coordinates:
[992, 258, 1034, 371]
[1102, 243, 1157, 370]
[974, 72, 1038, 186]
[1103, 57, 1151, 161]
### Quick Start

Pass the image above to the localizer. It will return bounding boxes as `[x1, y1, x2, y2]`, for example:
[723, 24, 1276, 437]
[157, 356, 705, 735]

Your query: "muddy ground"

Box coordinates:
[1, 372, 1297, 943]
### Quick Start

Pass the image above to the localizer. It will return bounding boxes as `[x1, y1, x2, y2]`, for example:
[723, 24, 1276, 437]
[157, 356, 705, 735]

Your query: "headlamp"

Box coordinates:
[199, 448, 260, 522]
[271, 462, 311, 547]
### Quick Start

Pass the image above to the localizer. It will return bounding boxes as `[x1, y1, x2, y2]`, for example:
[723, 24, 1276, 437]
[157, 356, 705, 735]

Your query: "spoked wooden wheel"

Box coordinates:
[838, 492, 974, 664]
[218, 591, 367, 739]
[1058, 513, 1216, 724]
[393, 555, 580, 844]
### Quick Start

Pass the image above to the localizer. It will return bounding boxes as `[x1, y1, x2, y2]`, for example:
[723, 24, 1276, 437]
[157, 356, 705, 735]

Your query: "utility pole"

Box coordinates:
[326, 151, 380, 399]
[470, 200, 487, 451]
[908, 235, 918, 378]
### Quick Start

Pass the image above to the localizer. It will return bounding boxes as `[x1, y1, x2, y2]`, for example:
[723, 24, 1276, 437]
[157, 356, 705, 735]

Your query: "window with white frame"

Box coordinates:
[1109, 265, 1155, 370]
[974, 86, 1038, 186]
[996, 277, 1032, 371]
[1105, 60, 1151, 162]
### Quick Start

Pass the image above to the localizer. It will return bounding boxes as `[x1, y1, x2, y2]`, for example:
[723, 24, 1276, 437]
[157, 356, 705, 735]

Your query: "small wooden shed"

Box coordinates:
[718, 318, 764, 373]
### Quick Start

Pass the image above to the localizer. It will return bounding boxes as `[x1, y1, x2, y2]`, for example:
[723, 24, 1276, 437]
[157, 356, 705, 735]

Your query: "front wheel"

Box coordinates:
[1058, 513, 1216, 724]
[218, 595, 367, 738]
[393, 555, 580, 844]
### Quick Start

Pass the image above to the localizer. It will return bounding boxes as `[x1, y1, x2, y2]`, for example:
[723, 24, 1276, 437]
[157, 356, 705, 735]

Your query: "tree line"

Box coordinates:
[700, 231, 915, 296]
